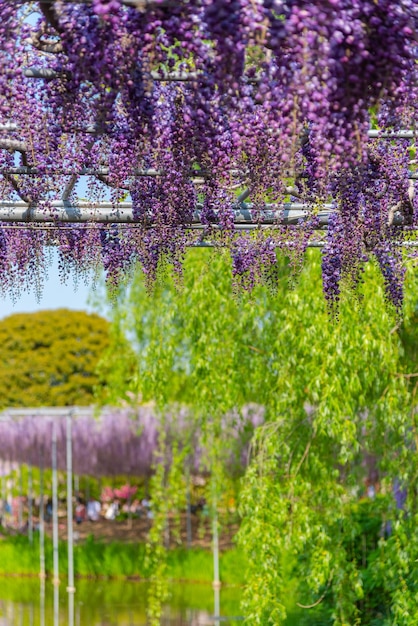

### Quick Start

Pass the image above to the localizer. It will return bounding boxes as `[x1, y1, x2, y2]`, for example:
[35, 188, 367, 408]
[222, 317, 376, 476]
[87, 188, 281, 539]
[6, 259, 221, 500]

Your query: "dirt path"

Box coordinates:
[47, 513, 238, 550]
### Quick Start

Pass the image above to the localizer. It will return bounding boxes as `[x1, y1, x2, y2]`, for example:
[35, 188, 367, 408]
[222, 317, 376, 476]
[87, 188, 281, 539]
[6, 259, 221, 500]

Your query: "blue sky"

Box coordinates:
[2, 13, 112, 321]
[0, 249, 99, 320]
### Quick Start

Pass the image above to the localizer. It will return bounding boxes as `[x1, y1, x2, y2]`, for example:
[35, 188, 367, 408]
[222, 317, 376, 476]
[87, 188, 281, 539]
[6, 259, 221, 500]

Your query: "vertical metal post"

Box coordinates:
[212, 493, 221, 625]
[18, 464, 23, 531]
[40, 577, 45, 626]
[28, 465, 33, 543]
[39, 452, 45, 581]
[1, 460, 6, 527]
[66, 409, 76, 626]
[186, 467, 192, 548]
[52, 418, 60, 586]
[9, 468, 14, 529]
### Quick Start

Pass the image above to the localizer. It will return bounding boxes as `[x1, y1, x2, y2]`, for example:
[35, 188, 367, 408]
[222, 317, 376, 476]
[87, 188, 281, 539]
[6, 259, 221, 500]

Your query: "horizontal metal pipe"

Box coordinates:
[367, 130, 418, 139]
[20, 0, 176, 6]
[0, 167, 162, 176]
[23, 68, 199, 82]
[0, 139, 27, 152]
[0, 123, 18, 132]
[0, 167, 244, 178]
[0, 407, 97, 420]
[1, 166, 417, 183]
[2, 120, 417, 143]
[0, 123, 101, 135]
[0, 200, 333, 225]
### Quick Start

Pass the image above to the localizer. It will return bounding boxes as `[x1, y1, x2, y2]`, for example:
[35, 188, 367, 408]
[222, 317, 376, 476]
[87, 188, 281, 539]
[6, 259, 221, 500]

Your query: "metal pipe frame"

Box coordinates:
[52, 419, 60, 586]
[0, 200, 334, 225]
[23, 67, 200, 82]
[2, 119, 417, 140]
[0, 200, 409, 228]
[20, 0, 176, 6]
[0, 165, 417, 183]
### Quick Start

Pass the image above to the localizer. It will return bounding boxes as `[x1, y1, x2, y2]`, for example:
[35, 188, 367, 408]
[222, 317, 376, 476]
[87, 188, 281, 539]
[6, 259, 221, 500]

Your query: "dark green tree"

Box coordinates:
[0, 309, 110, 407]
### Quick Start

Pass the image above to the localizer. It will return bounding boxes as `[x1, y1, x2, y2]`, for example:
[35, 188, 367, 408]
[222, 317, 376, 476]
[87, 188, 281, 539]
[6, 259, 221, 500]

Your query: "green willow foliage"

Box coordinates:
[97, 249, 418, 625]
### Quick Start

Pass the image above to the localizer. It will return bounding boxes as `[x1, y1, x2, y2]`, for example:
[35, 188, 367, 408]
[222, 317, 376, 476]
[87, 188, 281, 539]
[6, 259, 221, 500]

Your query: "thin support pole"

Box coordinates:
[212, 492, 221, 625]
[128, 492, 133, 530]
[66, 411, 76, 595]
[9, 469, 14, 529]
[40, 577, 45, 626]
[18, 464, 23, 531]
[186, 468, 192, 549]
[28, 465, 33, 543]
[39, 452, 46, 581]
[68, 585, 75, 626]
[52, 418, 60, 586]
[1, 460, 6, 527]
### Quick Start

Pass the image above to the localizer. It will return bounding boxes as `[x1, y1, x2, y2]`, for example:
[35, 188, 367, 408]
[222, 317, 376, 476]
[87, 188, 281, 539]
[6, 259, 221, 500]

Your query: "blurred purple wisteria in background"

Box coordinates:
[0, 404, 265, 477]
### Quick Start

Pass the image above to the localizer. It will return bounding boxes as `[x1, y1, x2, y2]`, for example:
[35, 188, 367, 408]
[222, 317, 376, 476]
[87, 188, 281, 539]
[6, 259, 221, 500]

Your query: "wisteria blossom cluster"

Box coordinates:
[0, 1, 418, 308]
[0, 404, 264, 477]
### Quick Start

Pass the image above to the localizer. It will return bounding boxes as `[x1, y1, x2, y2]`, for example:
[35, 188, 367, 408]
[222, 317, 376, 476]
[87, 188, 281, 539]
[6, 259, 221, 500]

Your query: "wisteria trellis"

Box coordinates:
[1, 1, 418, 308]
[0, 405, 264, 476]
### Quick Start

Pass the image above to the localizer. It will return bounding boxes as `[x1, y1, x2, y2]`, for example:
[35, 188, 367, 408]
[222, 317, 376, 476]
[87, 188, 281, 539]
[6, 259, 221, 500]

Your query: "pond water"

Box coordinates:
[0, 579, 243, 626]
[0, 578, 314, 625]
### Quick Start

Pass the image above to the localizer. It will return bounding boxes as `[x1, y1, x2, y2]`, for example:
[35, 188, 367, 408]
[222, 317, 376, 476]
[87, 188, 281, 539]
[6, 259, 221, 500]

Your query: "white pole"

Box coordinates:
[186, 468, 192, 548]
[39, 452, 46, 581]
[8, 469, 14, 529]
[52, 419, 60, 586]
[212, 493, 221, 625]
[28, 465, 33, 543]
[40, 577, 45, 626]
[1, 460, 6, 527]
[66, 410, 75, 626]
[18, 464, 23, 531]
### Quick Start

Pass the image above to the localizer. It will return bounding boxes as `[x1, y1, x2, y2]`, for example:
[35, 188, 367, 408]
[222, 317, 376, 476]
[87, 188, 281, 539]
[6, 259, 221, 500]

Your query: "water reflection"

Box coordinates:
[0, 579, 243, 626]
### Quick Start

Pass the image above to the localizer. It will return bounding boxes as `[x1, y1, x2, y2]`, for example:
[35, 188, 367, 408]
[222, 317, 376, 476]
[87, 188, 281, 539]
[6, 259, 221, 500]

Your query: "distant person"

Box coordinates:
[131, 499, 141, 517]
[104, 500, 119, 521]
[45, 498, 53, 523]
[141, 496, 153, 519]
[75, 498, 86, 525]
[87, 498, 101, 522]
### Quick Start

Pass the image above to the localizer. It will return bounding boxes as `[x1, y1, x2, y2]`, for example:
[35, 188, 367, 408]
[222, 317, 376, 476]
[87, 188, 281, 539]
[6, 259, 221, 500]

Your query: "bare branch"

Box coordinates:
[39, 1, 62, 34]
[296, 570, 333, 609]
[62, 174, 79, 201]
[30, 24, 63, 54]
[387, 195, 414, 227]
[2, 174, 33, 204]
[95, 173, 130, 191]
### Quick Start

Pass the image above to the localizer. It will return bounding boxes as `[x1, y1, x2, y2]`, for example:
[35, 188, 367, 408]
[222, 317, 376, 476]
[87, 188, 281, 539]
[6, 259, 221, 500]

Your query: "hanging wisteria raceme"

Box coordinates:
[0, 404, 264, 477]
[0, 1, 418, 309]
